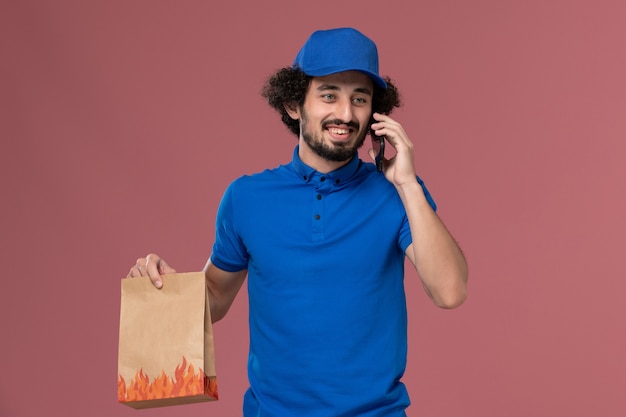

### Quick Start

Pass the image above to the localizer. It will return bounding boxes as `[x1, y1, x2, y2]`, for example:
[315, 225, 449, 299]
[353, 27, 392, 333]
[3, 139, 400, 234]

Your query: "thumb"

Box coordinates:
[145, 253, 175, 289]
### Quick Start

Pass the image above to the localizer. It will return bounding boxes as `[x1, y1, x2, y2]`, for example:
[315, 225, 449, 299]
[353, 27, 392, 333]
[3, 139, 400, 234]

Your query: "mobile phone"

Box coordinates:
[371, 130, 385, 172]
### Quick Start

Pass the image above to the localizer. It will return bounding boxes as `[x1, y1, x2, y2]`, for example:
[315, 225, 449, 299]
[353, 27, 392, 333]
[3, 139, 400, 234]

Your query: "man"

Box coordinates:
[129, 27, 468, 417]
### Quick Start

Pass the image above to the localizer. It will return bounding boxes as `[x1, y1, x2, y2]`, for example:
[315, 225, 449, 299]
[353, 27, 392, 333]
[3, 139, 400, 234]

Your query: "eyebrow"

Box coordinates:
[316, 84, 373, 96]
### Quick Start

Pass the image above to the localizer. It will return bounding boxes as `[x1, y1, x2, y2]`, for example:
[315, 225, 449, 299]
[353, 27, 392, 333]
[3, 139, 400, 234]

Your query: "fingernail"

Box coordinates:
[156, 280, 163, 288]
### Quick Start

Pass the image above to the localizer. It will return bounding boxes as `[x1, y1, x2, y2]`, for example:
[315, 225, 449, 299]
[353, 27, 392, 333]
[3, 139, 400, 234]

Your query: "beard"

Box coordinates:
[300, 110, 368, 163]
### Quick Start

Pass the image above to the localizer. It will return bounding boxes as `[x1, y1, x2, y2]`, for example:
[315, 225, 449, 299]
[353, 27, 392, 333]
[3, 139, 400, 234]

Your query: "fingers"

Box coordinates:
[126, 253, 176, 289]
[371, 113, 407, 148]
[370, 113, 419, 185]
[127, 261, 144, 278]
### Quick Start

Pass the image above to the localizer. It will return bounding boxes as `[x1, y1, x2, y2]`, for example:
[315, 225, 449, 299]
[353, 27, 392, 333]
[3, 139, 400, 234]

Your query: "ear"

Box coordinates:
[283, 102, 301, 120]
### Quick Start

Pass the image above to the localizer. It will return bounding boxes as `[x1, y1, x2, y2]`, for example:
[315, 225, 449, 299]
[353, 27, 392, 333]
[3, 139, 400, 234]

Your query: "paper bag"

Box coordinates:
[117, 272, 218, 409]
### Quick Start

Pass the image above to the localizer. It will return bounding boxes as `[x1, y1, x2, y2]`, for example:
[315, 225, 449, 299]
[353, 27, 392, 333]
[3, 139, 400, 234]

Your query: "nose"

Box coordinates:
[335, 97, 354, 123]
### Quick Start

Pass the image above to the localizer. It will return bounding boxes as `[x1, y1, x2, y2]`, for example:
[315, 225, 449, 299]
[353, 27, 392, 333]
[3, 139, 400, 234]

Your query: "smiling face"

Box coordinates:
[285, 71, 374, 173]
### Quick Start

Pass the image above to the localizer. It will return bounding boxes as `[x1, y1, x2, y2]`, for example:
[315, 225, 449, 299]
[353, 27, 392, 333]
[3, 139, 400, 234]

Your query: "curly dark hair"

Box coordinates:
[261, 67, 401, 136]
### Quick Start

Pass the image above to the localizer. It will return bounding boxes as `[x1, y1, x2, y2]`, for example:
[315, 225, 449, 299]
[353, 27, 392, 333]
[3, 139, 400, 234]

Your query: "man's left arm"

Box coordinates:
[369, 113, 468, 308]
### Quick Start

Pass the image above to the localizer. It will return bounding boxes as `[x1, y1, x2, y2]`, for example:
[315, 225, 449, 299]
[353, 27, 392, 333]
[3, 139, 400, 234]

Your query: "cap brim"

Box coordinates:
[298, 66, 387, 89]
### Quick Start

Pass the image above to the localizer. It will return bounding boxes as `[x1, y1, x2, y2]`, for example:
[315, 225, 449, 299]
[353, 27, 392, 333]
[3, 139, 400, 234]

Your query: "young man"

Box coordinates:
[129, 27, 468, 416]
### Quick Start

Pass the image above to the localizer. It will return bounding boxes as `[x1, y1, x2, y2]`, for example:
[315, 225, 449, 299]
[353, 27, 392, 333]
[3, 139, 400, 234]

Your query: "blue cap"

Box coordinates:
[293, 28, 387, 89]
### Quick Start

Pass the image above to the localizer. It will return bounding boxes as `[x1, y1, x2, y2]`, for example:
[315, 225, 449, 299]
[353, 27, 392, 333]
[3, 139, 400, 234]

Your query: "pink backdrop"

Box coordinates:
[2, 1, 625, 416]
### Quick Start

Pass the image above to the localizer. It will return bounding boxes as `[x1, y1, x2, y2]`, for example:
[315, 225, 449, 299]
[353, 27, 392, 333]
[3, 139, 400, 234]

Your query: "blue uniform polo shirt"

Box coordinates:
[210, 146, 436, 417]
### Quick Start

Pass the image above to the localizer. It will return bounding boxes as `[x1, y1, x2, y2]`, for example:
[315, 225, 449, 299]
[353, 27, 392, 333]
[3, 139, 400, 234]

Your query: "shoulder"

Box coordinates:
[234, 164, 294, 186]
[224, 164, 296, 199]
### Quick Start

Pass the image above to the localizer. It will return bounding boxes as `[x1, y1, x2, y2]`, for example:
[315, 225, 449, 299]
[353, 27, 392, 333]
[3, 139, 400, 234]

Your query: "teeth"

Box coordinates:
[329, 128, 349, 134]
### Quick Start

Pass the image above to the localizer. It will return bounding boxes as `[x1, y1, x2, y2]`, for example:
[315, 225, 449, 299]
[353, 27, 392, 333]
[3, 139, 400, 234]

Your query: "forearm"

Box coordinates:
[398, 180, 468, 308]
[206, 287, 229, 324]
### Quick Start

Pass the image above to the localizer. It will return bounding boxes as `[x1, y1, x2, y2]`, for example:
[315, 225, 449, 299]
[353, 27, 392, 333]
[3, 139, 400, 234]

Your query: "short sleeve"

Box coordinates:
[209, 181, 249, 272]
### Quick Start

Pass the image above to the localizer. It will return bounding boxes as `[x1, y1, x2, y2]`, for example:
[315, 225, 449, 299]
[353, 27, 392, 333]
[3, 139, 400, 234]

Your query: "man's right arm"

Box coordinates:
[128, 253, 247, 323]
[203, 259, 247, 323]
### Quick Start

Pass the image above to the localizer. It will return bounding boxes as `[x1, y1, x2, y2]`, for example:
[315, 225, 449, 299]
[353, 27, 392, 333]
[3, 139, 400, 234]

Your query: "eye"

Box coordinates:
[352, 96, 368, 105]
[321, 93, 336, 101]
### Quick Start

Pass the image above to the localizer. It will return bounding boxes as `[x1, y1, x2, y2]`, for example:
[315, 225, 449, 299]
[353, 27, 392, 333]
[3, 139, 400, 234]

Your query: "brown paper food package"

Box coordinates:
[117, 272, 218, 408]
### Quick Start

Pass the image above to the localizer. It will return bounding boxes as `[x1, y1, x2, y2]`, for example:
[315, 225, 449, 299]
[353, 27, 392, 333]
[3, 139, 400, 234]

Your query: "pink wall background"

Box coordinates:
[2, 1, 625, 416]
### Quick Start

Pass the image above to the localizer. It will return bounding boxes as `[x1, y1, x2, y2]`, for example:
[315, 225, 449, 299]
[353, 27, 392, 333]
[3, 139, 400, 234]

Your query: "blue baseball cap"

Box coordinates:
[293, 27, 387, 89]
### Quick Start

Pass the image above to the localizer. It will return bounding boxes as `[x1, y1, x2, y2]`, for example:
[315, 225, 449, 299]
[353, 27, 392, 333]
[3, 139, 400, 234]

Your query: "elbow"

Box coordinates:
[433, 287, 467, 309]
[419, 252, 469, 309]
[430, 271, 468, 309]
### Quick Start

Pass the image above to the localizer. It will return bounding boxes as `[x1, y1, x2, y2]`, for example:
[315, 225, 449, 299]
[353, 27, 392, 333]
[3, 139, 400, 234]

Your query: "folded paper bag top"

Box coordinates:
[117, 272, 218, 409]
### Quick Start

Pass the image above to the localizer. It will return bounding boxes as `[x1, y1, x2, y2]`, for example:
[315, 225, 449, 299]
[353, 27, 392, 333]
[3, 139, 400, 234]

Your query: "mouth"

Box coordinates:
[325, 126, 355, 143]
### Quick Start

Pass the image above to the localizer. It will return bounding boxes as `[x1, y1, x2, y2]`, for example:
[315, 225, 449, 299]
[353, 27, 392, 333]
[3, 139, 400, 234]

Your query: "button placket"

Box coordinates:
[312, 179, 327, 240]
[313, 191, 324, 223]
